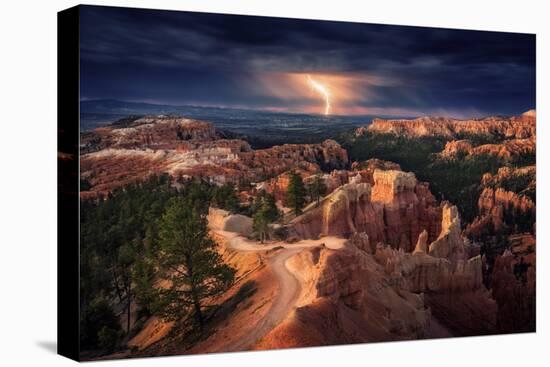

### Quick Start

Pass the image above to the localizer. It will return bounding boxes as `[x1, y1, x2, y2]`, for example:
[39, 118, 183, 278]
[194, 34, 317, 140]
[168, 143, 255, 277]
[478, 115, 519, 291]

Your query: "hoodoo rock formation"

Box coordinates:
[490, 234, 536, 333]
[439, 138, 535, 162]
[256, 244, 432, 349]
[260, 159, 401, 205]
[81, 116, 224, 153]
[428, 205, 465, 262]
[465, 187, 535, 238]
[336, 199, 487, 296]
[80, 117, 349, 196]
[362, 111, 536, 140]
[258, 198, 496, 349]
[292, 169, 441, 251]
[482, 165, 536, 188]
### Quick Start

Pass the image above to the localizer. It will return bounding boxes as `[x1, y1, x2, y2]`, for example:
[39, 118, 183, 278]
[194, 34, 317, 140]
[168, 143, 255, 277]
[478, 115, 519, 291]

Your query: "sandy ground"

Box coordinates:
[126, 211, 347, 356]
[216, 229, 346, 252]
[206, 229, 346, 351]
[220, 248, 303, 351]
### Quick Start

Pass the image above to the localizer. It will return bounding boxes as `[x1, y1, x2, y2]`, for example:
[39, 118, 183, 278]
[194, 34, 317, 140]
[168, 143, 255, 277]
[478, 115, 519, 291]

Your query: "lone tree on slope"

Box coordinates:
[287, 171, 306, 216]
[155, 197, 235, 331]
[308, 175, 327, 207]
[253, 192, 280, 243]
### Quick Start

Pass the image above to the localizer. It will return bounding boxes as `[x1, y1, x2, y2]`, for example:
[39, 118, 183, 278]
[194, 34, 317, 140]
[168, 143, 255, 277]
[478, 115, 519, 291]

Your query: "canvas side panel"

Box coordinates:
[57, 5, 80, 362]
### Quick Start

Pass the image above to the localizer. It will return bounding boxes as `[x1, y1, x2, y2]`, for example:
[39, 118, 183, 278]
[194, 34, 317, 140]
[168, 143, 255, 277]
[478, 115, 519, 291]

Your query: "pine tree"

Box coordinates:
[287, 171, 306, 215]
[212, 183, 240, 213]
[253, 210, 270, 244]
[252, 192, 280, 243]
[308, 175, 327, 207]
[155, 197, 235, 330]
[117, 242, 137, 334]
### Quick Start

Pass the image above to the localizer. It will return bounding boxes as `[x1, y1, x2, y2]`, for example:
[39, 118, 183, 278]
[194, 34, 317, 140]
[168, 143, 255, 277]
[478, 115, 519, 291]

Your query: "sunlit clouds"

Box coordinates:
[253, 72, 398, 116]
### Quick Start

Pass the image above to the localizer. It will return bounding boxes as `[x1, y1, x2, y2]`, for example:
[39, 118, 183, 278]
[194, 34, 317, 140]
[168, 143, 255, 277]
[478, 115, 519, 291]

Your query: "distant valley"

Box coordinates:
[81, 99, 382, 148]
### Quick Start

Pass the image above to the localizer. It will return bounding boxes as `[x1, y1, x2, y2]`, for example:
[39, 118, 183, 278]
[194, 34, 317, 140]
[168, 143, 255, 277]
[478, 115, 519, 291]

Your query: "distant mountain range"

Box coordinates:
[80, 99, 259, 116]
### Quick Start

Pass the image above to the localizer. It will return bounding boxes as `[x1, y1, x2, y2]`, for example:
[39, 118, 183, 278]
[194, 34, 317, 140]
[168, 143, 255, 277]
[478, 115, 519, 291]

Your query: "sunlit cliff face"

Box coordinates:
[255, 72, 396, 116]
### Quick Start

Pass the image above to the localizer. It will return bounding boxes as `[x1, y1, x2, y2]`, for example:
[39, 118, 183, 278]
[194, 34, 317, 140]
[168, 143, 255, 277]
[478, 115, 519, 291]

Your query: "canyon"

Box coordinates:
[80, 116, 348, 197]
[80, 111, 535, 358]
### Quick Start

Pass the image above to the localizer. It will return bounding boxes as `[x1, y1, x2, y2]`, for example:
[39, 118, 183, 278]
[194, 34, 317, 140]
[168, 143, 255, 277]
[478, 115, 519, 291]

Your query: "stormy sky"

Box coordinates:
[79, 5, 536, 118]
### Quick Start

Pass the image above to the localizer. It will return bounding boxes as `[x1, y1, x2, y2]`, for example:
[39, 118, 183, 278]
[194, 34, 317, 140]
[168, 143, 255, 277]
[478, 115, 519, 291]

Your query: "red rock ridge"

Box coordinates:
[360, 111, 536, 139]
[481, 165, 536, 191]
[80, 116, 349, 197]
[81, 116, 223, 153]
[440, 138, 535, 161]
[465, 187, 535, 238]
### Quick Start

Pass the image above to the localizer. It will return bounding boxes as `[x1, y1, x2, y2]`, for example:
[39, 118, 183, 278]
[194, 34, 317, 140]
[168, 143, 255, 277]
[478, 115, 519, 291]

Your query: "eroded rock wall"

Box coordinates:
[292, 169, 441, 251]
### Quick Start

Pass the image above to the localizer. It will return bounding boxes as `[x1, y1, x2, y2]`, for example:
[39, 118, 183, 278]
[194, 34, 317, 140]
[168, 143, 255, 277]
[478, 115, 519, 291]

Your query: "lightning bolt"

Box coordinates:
[307, 75, 331, 116]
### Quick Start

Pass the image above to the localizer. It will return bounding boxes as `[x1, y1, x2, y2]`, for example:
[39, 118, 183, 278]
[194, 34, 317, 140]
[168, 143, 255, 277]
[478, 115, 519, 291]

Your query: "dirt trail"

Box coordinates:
[217, 229, 345, 252]
[214, 229, 345, 351]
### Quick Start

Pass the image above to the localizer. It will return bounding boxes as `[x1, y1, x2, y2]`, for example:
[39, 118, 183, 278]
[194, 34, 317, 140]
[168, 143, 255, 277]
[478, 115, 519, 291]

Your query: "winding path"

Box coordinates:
[213, 229, 345, 351]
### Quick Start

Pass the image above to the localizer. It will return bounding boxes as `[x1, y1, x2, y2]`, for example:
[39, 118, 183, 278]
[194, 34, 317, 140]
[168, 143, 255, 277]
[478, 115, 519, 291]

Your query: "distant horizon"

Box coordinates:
[80, 98, 535, 120]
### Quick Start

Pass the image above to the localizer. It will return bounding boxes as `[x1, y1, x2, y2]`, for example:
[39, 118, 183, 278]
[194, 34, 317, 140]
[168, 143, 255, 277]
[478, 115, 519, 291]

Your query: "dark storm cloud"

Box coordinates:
[79, 5, 535, 117]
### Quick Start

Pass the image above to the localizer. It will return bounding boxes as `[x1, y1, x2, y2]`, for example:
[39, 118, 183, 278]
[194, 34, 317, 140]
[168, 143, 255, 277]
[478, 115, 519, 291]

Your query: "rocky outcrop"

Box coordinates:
[258, 203, 497, 349]
[239, 139, 348, 176]
[439, 138, 535, 162]
[371, 204, 484, 294]
[80, 116, 349, 196]
[465, 187, 535, 239]
[286, 168, 498, 337]
[352, 158, 401, 171]
[208, 208, 253, 237]
[260, 159, 400, 205]
[292, 169, 441, 252]
[439, 139, 474, 158]
[374, 244, 484, 294]
[371, 169, 417, 202]
[81, 116, 224, 153]
[80, 141, 249, 195]
[369, 204, 496, 336]
[362, 111, 536, 140]
[257, 168, 322, 205]
[291, 181, 373, 239]
[371, 170, 442, 250]
[478, 188, 535, 217]
[490, 234, 536, 333]
[256, 244, 432, 349]
[481, 165, 536, 197]
[413, 230, 428, 254]
[428, 205, 464, 264]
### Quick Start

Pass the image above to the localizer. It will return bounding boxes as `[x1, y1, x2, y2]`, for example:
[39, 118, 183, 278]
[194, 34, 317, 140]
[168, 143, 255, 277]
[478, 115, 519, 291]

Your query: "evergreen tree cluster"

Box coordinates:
[80, 175, 237, 353]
